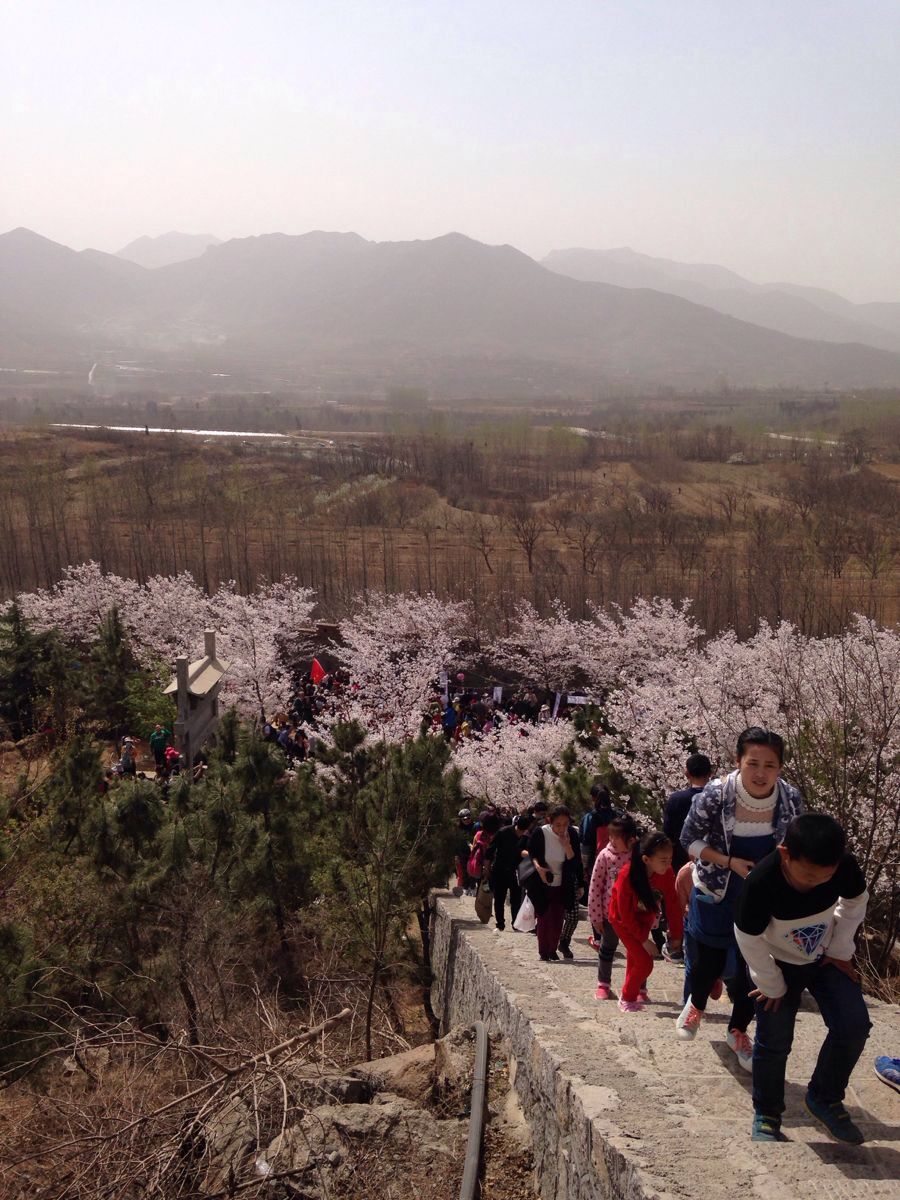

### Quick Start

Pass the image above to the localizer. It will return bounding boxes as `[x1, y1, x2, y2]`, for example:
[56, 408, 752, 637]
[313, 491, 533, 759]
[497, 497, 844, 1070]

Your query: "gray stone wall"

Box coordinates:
[430, 896, 671, 1200]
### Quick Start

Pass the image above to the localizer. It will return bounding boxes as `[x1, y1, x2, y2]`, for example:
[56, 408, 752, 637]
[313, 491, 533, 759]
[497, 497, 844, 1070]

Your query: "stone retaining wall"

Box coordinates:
[430, 896, 672, 1200]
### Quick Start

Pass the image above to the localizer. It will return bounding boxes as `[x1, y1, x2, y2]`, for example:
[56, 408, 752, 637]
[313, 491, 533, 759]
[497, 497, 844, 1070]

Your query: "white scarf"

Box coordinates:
[735, 774, 777, 814]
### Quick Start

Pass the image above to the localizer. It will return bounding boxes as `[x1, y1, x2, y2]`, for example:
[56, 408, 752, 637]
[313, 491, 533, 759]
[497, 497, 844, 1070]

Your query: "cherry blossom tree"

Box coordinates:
[492, 600, 592, 692]
[126, 571, 211, 665]
[209, 578, 316, 719]
[16, 561, 139, 647]
[580, 597, 704, 693]
[492, 596, 703, 698]
[334, 592, 469, 742]
[603, 622, 781, 805]
[15, 563, 317, 721]
[452, 720, 574, 810]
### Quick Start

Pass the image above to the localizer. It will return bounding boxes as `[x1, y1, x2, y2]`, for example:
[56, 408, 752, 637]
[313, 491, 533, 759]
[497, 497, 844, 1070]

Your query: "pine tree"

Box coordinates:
[227, 727, 314, 987]
[313, 724, 462, 1058]
[43, 739, 105, 852]
[0, 603, 67, 739]
[85, 607, 137, 736]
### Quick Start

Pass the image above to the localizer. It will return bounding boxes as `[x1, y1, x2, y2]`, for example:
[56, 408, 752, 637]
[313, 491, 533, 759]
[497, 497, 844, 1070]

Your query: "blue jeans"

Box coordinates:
[753, 958, 871, 1118]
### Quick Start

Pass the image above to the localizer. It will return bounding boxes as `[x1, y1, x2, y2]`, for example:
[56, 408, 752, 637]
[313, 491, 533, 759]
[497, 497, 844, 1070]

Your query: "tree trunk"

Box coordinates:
[416, 896, 440, 1040]
[365, 958, 380, 1062]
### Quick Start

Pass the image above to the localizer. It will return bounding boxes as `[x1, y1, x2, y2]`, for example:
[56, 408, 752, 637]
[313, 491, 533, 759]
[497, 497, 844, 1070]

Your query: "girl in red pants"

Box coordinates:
[609, 830, 683, 1013]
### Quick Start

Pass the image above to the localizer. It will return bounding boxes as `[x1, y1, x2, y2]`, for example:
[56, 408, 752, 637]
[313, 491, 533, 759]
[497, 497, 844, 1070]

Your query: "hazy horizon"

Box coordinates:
[4, 0, 899, 303]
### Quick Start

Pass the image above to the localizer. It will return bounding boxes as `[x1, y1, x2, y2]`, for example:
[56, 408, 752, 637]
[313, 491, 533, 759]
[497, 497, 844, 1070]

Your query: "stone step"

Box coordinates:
[431, 891, 900, 1200]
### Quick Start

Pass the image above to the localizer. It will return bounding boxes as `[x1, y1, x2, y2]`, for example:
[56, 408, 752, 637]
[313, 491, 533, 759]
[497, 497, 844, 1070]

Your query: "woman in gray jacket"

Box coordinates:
[676, 728, 804, 1070]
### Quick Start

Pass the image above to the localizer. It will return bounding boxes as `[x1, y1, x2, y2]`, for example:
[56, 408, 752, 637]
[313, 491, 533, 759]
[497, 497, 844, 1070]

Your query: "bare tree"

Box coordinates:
[714, 485, 745, 528]
[459, 512, 497, 575]
[504, 503, 544, 574]
[544, 497, 575, 536]
[567, 511, 605, 576]
[812, 507, 855, 579]
[637, 482, 672, 514]
[853, 522, 896, 580]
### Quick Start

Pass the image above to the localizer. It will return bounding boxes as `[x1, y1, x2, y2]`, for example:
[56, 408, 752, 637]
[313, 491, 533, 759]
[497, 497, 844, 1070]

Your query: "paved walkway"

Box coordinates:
[444, 894, 900, 1199]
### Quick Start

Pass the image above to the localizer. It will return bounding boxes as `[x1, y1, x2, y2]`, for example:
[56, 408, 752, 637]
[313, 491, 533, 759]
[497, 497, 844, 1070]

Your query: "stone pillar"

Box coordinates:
[174, 655, 190, 765]
[175, 657, 189, 720]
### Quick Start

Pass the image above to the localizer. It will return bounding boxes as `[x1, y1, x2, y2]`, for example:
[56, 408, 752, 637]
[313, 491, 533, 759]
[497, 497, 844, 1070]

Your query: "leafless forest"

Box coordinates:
[1, 394, 898, 636]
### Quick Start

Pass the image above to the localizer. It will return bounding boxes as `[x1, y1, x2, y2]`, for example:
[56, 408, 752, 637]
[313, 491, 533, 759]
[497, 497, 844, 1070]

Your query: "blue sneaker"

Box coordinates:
[751, 1112, 785, 1142]
[874, 1056, 900, 1093]
[804, 1091, 865, 1144]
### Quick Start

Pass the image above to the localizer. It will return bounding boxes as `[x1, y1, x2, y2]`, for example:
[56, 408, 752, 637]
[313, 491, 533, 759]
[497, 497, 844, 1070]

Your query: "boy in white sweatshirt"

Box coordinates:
[734, 813, 870, 1145]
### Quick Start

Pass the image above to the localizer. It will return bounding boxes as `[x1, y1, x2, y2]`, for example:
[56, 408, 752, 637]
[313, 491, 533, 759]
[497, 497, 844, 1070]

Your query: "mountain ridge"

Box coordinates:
[543, 246, 900, 353]
[3, 226, 900, 391]
[116, 231, 222, 270]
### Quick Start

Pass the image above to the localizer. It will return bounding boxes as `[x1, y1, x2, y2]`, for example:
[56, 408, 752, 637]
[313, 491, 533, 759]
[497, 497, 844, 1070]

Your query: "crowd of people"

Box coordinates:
[99, 670, 890, 1148]
[108, 661, 569, 794]
[255, 667, 557, 753]
[261, 666, 354, 758]
[456, 726, 881, 1146]
[432, 677, 567, 742]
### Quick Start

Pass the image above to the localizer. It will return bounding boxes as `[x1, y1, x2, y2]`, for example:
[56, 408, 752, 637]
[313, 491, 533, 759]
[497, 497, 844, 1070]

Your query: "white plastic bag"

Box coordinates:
[513, 894, 536, 933]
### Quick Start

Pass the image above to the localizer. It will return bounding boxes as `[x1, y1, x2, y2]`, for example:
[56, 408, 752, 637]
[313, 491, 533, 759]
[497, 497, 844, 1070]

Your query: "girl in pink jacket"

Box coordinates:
[588, 815, 639, 1000]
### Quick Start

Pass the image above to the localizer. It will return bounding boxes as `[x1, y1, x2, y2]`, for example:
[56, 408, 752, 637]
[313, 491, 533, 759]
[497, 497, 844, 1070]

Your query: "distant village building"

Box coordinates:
[164, 630, 229, 766]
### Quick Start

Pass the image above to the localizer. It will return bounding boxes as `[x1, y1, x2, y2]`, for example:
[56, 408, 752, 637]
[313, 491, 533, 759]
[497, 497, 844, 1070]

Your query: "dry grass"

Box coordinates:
[0, 1005, 357, 1199]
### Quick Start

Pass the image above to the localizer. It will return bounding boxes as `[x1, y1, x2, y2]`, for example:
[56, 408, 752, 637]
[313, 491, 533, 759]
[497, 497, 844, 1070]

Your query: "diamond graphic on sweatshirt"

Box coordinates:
[785, 923, 828, 957]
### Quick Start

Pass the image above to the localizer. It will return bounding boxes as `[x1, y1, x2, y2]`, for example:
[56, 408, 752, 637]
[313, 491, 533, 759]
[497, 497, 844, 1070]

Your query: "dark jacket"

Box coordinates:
[579, 803, 623, 870]
[663, 786, 704, 871]
[525, 824, 583, 914]
[486, 824, 528, 883]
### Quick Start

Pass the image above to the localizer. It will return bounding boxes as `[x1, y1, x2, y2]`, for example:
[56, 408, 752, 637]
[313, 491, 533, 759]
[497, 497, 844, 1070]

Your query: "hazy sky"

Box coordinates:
[3, 0, 898, 301]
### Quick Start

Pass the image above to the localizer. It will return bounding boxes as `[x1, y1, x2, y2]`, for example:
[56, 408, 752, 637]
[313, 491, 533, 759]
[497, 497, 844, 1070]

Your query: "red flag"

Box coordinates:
[310, 657, 326, 684]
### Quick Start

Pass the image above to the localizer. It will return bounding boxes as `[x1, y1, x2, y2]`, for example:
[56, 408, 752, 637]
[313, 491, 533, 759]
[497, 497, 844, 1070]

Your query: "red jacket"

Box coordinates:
[608, 861, 684, 944]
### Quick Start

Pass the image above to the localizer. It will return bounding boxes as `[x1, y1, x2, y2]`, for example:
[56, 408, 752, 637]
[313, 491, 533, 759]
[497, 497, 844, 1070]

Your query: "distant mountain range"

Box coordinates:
[116, 232, 222, 270]
[2, 226, 900, 392]
[543, 247, 900, 354]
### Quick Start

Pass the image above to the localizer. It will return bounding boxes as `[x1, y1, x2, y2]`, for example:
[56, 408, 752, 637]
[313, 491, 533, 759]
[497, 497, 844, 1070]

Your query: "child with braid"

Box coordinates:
[608, 830, 683, 1012]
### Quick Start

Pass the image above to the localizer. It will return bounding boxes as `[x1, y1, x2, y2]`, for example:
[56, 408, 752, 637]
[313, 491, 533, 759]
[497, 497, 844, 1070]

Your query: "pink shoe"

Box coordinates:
[595, 983, 612, 1000]
[638, 987, 650, 1004]
[675, 1000, 703, 1040]
[726, 1027, 753, 1072]
[618, 997, 644, 1013]
[588, 935, 600, 951]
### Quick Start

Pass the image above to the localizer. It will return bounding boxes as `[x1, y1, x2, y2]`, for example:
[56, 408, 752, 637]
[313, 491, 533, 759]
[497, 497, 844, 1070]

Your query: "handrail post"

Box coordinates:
[458, 1021, 489, 1200]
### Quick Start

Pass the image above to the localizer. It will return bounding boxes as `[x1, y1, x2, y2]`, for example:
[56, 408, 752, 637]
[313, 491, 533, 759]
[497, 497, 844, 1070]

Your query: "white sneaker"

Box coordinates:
[675, 999, 703, 1040]
[726, 1027, 753, 1072]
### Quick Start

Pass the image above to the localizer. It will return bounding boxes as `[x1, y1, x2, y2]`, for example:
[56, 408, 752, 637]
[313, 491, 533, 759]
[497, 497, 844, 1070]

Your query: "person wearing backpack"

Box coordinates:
[487, 812, 534, 930]
[580, 786, 621, 878]
[664, 753, 712, 872]
[468, 813, 500, 922]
